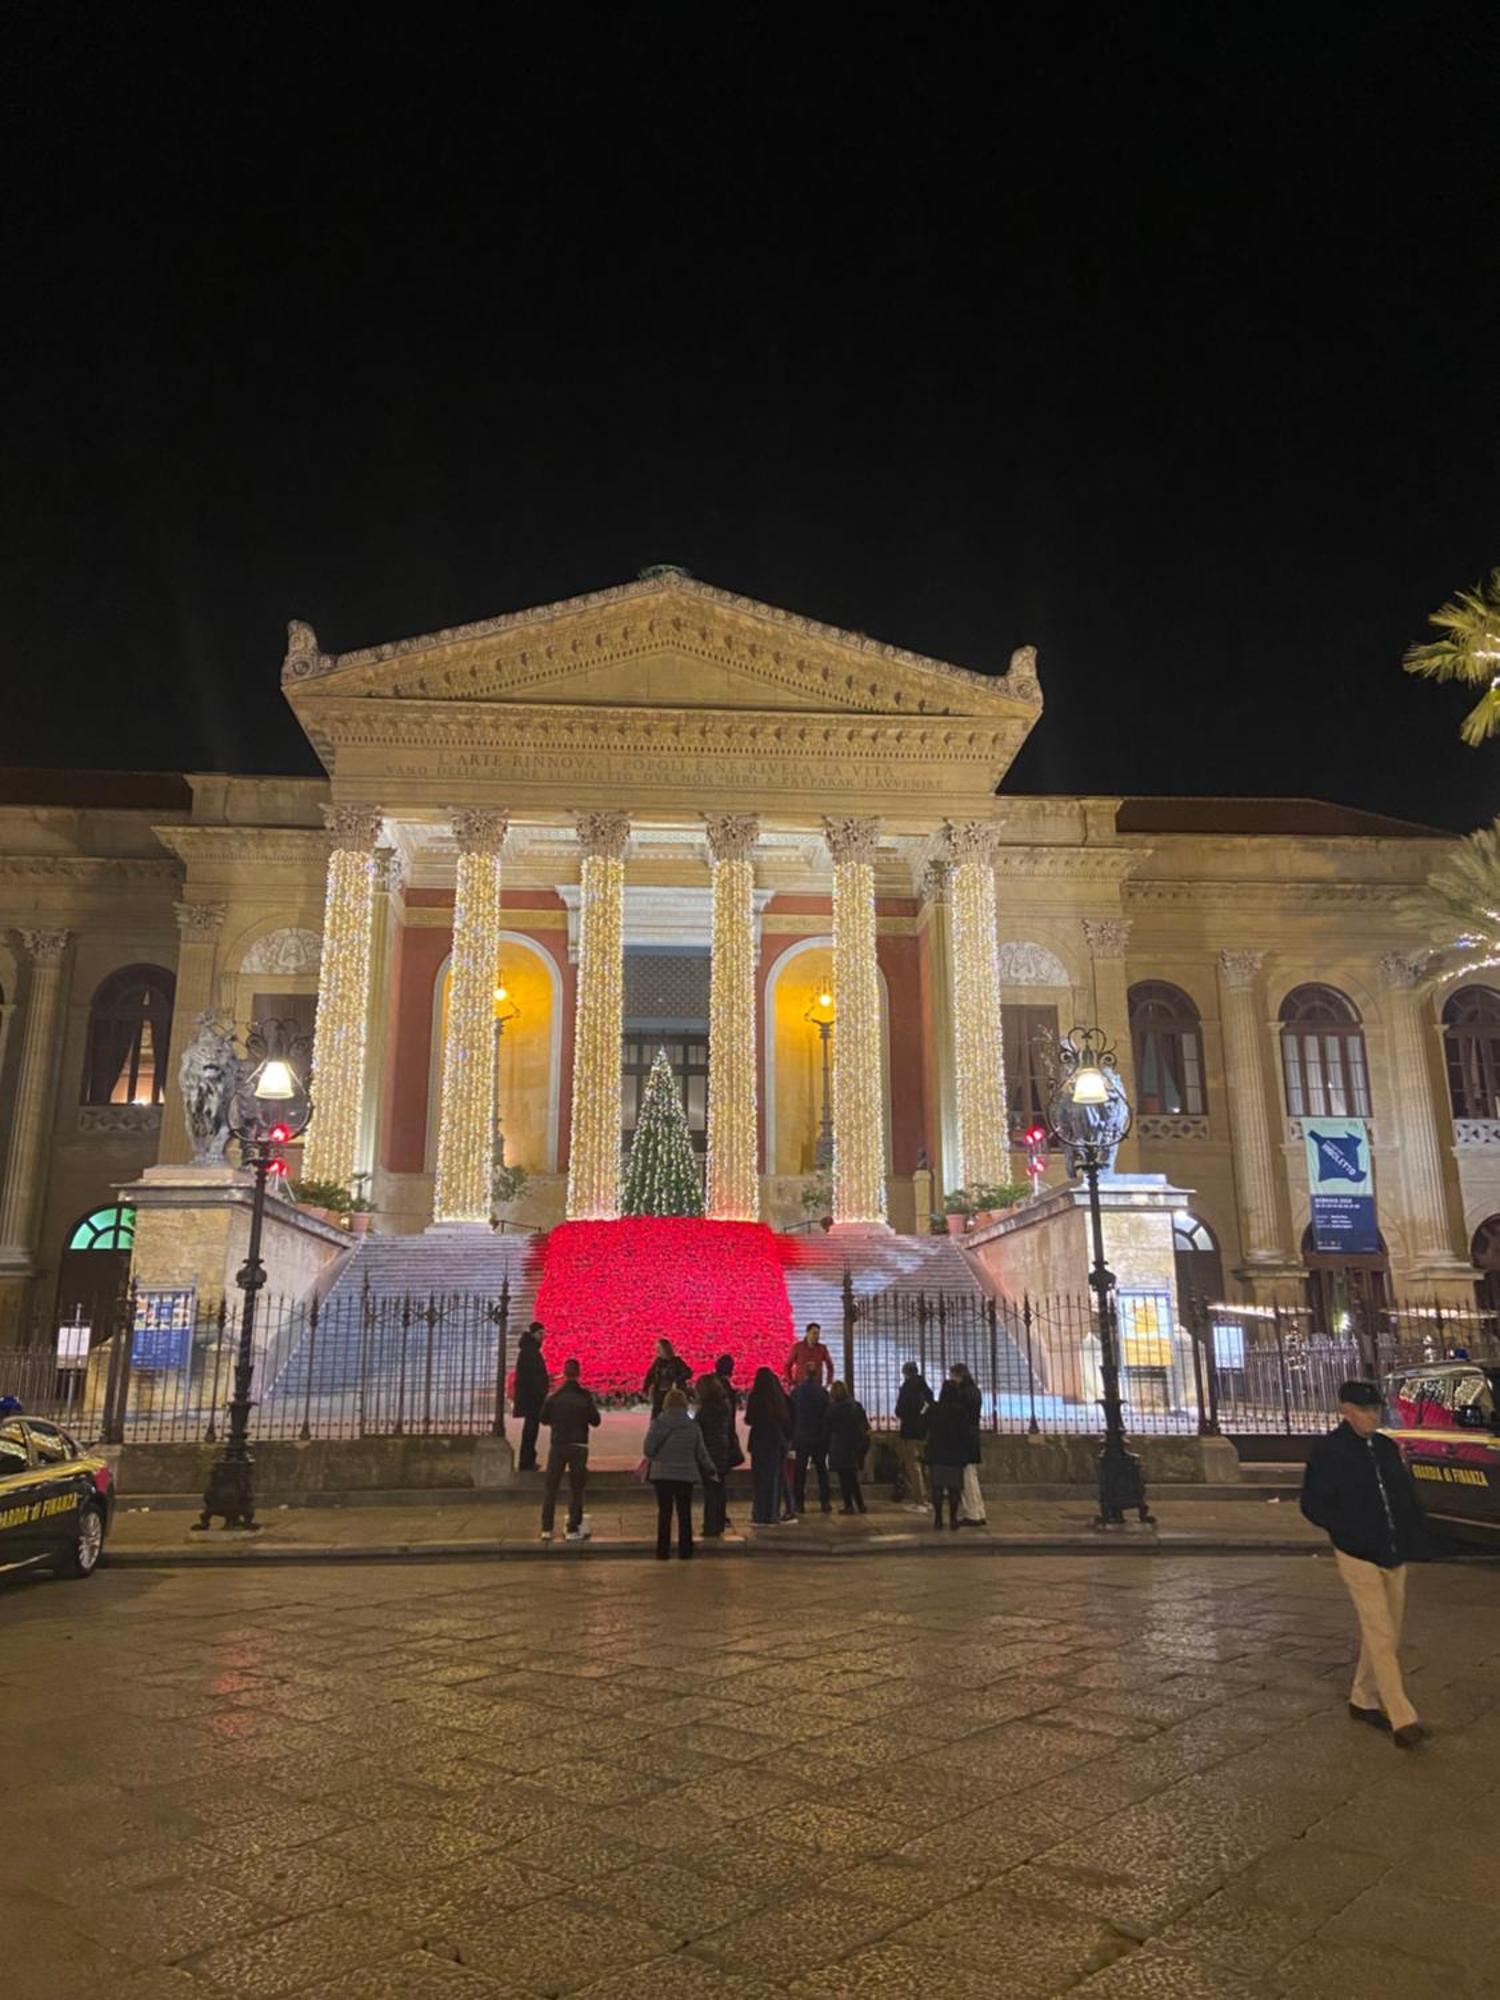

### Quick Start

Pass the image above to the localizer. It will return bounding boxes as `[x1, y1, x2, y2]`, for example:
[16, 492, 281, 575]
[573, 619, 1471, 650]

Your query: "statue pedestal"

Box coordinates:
[119, 1165, 352, 1304]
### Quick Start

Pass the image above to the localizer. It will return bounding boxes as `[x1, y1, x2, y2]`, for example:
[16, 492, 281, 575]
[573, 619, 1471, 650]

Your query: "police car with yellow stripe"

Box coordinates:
[1384, 1361, 1500, 1536]
[0, 1411, 114, 1581]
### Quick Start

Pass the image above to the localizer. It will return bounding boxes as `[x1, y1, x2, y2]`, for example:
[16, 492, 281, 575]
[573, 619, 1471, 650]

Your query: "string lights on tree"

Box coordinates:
[943, 819, 1010, 1190]
[566, 811, 629, 1220]
[433, 808, 509, 1225]
[824, 815, 887, 1225]
[622, 1047, 705, 1217]
[300, 804, 383, 1189]
[705, 812, 760, 1220]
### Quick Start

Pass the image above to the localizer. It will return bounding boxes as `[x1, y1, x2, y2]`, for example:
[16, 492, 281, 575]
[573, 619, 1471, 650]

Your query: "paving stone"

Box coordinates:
[184, 1905, 418, 1996]
[893, 1884, 1133, 1993]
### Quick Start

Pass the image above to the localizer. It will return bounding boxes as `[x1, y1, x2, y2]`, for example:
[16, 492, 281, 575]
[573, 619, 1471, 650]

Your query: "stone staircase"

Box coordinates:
[325, 1230, 541, 1312]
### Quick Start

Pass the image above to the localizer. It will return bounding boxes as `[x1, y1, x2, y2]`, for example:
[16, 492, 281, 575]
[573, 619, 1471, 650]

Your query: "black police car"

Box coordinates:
[0, 1415, 115, 1581]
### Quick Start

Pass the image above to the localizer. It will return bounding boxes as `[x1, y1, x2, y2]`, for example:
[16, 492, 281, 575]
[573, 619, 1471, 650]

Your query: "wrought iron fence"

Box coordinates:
[1, 1277, 1494, 1448]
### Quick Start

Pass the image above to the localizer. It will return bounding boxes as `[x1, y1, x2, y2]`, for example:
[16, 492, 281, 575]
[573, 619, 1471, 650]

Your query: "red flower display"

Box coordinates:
[533, 1218, 795, 1394]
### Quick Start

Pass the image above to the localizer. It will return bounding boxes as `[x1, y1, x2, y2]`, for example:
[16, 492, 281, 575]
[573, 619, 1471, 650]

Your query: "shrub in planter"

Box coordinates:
[970, 1179, 1030, 1225]
[799, 1172, 834, 1223]
[291, 1177, 351, 1225]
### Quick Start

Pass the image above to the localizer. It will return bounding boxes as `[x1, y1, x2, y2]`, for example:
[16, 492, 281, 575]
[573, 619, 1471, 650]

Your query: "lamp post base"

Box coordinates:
[193, 1453, 262, 1532]
[1095, 1436, 1155, 1529]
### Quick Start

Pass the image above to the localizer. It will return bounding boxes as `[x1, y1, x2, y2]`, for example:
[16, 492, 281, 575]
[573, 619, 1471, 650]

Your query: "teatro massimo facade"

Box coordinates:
[1, 567, 1495, 1338]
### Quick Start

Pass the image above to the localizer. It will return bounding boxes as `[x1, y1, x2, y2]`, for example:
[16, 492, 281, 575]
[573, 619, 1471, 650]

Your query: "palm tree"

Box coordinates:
[1404, 568, 1500, 746]
[1402, 818, 1500, 985]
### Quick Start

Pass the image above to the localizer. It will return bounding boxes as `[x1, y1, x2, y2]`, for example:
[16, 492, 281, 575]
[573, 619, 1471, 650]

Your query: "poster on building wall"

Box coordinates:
[1304, 1119, 1379, 1254]
[132, 1288, 196, 1370]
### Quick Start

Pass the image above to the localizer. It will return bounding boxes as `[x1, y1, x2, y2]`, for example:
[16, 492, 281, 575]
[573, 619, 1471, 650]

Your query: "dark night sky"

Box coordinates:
[4, 7, 1498, 828]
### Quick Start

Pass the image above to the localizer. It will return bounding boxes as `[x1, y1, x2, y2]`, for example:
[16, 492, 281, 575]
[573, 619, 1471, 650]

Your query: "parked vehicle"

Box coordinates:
[1383, 1361, 1500, 1535]
[0, 1417, 114, 1581]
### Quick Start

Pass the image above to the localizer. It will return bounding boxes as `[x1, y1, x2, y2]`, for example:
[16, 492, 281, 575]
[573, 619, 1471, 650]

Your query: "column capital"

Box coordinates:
[1218, 948, 1265, 990]
[373, 846, 405, 895]
[1379, 951, 1424, 990]
[322, 804, 386, 849]
[19, 929, 70, 964]
[173, 900, 226, 939]
[1083, 918, 1131, 960]
[449, 808, 510, 857]
[823, 815, 880, 867]
[703, 812, 760, 864]
[919, 858, 950, 906]
[574, 810, 631, 862]
[940, 819, 1000, 866]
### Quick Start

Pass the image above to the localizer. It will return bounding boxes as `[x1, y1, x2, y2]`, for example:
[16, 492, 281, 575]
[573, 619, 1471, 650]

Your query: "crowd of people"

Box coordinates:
[511, 1318, 993, 1558]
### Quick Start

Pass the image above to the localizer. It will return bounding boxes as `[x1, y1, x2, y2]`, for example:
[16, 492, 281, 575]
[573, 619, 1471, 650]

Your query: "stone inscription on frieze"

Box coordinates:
[372, 748, 950, 789]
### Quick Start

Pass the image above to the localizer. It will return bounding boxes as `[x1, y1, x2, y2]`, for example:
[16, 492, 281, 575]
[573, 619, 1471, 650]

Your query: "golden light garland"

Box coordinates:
[705, 815, 760, 1219]
[946, 822, 1010, 1189]
[825, 817, 887, 1225]
[432, 811, 509, 1225]
[566, 813, 629, 1219]
[301, 807, 382, 1190]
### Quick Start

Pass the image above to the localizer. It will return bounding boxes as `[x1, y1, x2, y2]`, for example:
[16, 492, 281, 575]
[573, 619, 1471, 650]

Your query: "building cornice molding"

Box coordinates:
[151, 825, 335, 868]
[0, 854, 180, 885]
[992, 847, 1143, 881]
[1127, 878, 1407, 908]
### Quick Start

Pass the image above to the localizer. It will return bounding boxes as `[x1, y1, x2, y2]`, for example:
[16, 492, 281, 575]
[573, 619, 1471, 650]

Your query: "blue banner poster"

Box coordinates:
[132, 1287, 196, 1370]
[1304, 1118, 1379, 1254]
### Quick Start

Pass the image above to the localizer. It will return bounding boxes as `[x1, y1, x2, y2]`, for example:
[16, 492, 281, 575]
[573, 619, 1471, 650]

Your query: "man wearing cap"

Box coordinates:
[1300, 1379, 1428, 1748]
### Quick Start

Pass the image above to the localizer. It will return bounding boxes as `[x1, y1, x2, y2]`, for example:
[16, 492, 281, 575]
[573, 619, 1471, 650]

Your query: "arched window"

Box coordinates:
[1443, 987, 1500, 1120]
[67, 1204, 136, 1251]
[82, 965, 175, 1106]
[1129, 982, 1206, 1116]
[1172, 1213, 1224, 1303]
[1279, 984, 1370, 1120]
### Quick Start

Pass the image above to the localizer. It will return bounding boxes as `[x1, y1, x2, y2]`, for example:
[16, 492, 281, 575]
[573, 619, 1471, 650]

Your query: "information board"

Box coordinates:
[132, 1287, 196, 1370]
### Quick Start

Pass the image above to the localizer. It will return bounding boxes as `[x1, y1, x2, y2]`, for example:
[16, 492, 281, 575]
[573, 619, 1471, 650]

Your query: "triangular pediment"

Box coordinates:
[282, 570, 1042, 724]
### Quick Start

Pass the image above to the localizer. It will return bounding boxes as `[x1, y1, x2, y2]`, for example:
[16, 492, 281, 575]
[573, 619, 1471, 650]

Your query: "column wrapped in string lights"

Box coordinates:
[824, 816, 887, 1225]
[705, 813, 760, 1220]
[943, 819, 1010, 1190]
[300, 805, 384, 1190]
[433, 810, 510, 1225]
[566, 810, 630, 1220]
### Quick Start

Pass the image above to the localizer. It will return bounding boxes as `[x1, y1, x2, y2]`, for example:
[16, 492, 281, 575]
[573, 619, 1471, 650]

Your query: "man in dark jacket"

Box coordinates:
[894, 1361, 933, 1507]
[790, 1371, 832, 1513]
[1300, 1379, 1427, 1746]
[512, 1322, 550, 1471]
[538, 1358, 601, 1542]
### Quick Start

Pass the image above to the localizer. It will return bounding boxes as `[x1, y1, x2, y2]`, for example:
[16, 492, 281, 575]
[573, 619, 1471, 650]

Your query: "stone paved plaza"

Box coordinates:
[3, 1553, 1499, 2000]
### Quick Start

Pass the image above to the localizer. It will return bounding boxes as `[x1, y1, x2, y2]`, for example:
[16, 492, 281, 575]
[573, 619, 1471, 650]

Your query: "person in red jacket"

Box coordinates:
[785, 1322, 834, 1389]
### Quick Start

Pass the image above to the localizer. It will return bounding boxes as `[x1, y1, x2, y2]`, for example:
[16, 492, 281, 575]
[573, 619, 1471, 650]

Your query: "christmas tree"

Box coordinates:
[622, 1047, 705, 1217]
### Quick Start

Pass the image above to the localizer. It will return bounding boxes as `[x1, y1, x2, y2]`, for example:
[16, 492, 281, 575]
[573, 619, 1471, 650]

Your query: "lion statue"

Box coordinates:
[178, 1012, 247, 1165]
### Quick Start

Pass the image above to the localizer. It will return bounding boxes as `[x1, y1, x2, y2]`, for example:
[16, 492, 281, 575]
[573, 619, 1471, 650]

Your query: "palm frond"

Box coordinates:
[1403, 570, 1500, 710]
[1400, 817, 1500, 985]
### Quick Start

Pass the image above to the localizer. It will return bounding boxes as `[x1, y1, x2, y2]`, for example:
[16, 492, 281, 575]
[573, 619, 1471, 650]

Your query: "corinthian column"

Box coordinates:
[158, 901, 226, 1164]
[1216, 949, 1289, 1268]
[942, 822, 1010, 1190]
[705, 814, 760, 1220]
[1083, 917, 1137, 1171]
[0, 930, 71, 1270]
[824, 817, 887, 1225]
[1380, 953, 1467, 1275]
[433, 812, 510, 1226]
[300, 805, 384, 1190]
[566, 811, 630, 1220]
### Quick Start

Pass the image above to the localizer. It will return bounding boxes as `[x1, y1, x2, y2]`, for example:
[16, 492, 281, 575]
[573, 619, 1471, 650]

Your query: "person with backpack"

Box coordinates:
[827, 1378, 871, 1515]
[537, 1357, 601, 1543]
[512, 1321, 550, 1472]
[893, 1360, 934, 1508]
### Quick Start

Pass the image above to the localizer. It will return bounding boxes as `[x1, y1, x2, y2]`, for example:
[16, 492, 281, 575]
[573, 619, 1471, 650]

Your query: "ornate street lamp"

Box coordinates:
[194, 1020, 313, 1533]
[1046, 1024, 1155, 1529]
[805, 988, 835, 1171]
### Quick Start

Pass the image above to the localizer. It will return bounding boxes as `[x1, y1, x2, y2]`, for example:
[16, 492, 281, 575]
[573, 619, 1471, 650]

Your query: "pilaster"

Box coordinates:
[300, 805, 384, 1191]
[1083, 917, 1138, 1173]
[942, 822, 1010, 1191]
[824, 816, 887, 1225]
[1216, 948, 1297, 1282]
[0, 929, 72, 1292]
[704, 813, 760, 1220]
[1379, 952, 1471, 1288]
[433, 813, 509, 1227]
[566, 811, 630, 1219]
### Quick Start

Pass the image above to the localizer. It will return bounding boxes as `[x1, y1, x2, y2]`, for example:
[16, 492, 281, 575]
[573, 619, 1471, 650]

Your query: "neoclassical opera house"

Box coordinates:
[1, 568, 1495, 1338]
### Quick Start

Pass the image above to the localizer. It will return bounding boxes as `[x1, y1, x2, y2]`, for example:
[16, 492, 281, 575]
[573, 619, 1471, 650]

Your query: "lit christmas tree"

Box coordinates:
[622, 1047, 705, 1217]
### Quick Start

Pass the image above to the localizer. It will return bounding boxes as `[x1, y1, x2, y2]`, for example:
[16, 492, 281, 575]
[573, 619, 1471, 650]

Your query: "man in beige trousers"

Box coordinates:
[1300, 1379, 1428, 1748]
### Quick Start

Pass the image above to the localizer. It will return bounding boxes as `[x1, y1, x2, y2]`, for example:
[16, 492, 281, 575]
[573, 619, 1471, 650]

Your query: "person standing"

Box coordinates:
[894, 1361, 933, 1509]
[695, 1371, 737, 1537]
[827, 1379, 870, 1514]
[790, 1368, 832, 1514]
[745, 1366, 793, 1526]
[642, 1337, 693, 1417]
[785, 1322, 835, 1389]
[924, 1379, 969, 1530]
[714, 1352, 741, 1414]
[512, 1321, 550, 1472]
[950, 1361, 987, 1526]
[643, 1386, 718, 1559]
[538, 1358, 601, 1543]
[1300, 1379, 1428, 1746]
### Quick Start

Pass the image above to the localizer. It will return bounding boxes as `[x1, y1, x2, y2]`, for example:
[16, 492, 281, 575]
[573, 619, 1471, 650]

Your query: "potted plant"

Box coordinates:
[800, 1171, 834, 1230]
[971, 1179, 1030, 1227]
[929, 1210, 947, 1237]
[942, 1188, 975, 1235]
[348, 1173, 376, 1235]
[291, 1177, 351, 1227]
[491, 1161, 529, 1226]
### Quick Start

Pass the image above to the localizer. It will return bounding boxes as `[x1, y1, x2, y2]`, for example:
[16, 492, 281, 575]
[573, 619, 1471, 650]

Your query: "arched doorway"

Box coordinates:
[1300, 1223, 1390, 1336]
[53, 1203, 136, 1347]
[1173, 1214, 1224, 1306]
